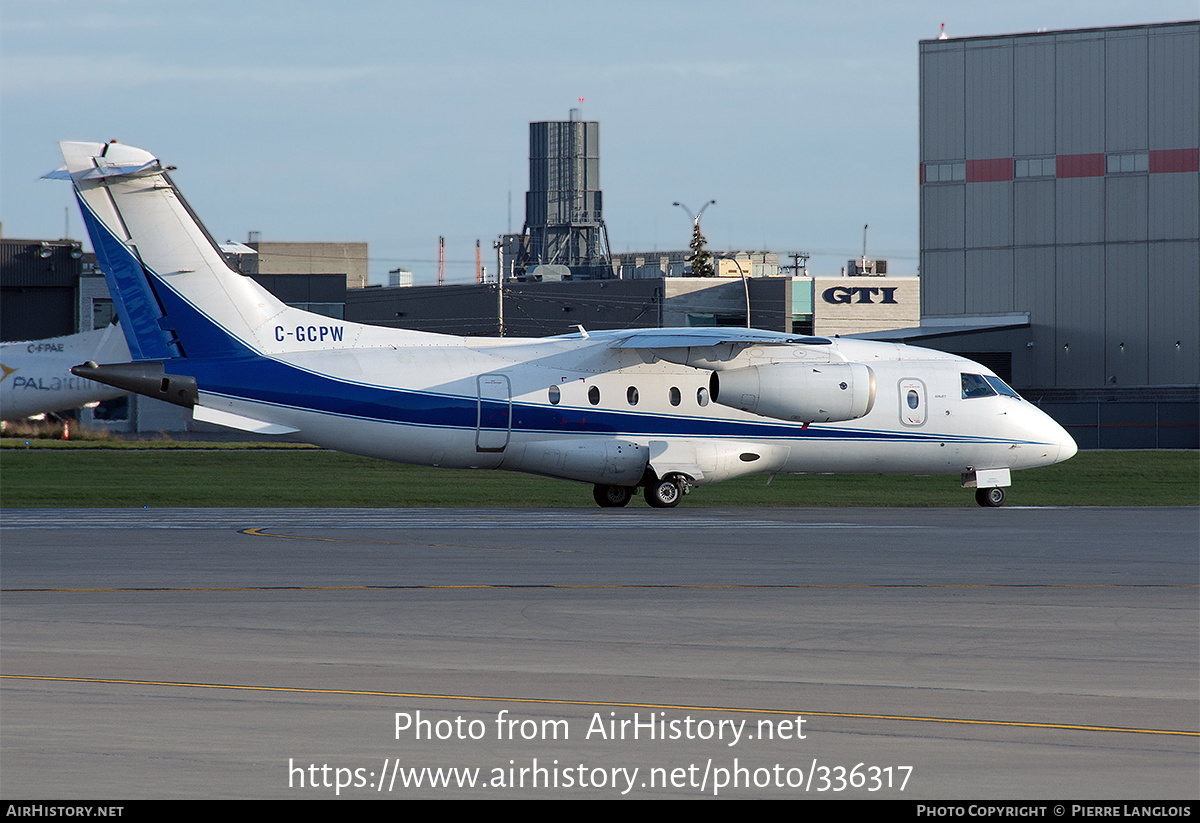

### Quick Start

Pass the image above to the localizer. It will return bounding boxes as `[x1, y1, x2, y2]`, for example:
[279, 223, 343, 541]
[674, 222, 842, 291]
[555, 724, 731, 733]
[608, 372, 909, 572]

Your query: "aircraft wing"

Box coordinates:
[607, 328, 831, 349]
[583, 327, 834, 368]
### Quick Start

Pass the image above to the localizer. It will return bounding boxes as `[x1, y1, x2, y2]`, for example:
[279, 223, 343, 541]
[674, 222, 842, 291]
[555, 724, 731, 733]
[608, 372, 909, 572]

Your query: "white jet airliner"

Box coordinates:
[57, 141, 1076, 507]
[1, 323, 129, 420]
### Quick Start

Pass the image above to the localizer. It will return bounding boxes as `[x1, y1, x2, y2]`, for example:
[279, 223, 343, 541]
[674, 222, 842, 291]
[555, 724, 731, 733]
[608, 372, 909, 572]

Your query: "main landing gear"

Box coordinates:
[975, 487, 1006, 507]
[644, 477, 684, 509]
[592, 476, 689, 509]
[592, 484, 634, 508]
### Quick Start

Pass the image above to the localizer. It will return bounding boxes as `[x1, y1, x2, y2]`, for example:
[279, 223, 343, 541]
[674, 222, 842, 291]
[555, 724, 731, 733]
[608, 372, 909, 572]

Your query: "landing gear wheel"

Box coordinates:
[645, 478, 683, 509]
[976, 487, 1006, 507]
[593, 484, 633, 508]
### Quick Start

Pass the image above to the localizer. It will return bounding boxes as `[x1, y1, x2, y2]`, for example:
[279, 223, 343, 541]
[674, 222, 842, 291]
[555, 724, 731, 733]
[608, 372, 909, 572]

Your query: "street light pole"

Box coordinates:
[672, 199, 716, 229]
[728, 256, 751, 329]
[493, 239, 504, 336]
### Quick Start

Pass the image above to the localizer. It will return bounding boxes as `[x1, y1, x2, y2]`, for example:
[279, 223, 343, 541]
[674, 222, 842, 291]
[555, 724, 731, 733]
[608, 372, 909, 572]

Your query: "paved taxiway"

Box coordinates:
[2, 507, 1196, 799]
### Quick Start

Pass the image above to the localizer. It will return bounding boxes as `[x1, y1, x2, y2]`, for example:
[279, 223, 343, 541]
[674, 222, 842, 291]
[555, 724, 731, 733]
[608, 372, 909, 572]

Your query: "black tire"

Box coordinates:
[975, 487, 1006, 507]
[645, 478, 682, 509]
[593, 484, 633, 508]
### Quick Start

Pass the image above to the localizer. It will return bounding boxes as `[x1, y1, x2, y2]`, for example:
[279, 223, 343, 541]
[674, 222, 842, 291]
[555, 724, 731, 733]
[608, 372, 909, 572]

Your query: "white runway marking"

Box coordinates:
[0, 508, 923, 531]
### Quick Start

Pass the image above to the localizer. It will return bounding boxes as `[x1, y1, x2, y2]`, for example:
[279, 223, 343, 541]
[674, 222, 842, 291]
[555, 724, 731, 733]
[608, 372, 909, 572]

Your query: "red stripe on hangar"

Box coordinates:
[1150, 148, 1199, 174]
[1055, 153, 1105, 178]
[966, 158, 1013, 182]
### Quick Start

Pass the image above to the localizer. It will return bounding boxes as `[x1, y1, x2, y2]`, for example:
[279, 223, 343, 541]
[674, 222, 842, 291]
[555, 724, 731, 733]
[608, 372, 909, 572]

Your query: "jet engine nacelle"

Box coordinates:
[710, 362, 876, 423]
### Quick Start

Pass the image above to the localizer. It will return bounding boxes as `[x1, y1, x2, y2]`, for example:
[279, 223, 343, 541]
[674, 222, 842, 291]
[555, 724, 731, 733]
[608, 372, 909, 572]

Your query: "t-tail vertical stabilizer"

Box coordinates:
[60, 141, 299, 361]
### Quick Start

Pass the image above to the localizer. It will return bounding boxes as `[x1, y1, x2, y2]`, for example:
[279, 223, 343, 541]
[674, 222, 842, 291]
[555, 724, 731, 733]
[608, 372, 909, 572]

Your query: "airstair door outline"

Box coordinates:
[476, 373, 511, 452]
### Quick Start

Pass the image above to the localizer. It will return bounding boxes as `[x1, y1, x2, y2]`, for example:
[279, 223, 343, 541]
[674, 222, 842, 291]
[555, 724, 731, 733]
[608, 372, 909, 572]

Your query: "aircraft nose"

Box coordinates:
[1019, 402, 1078, 467]
[1057, 424, 1078, 463]
[1039, 406, 1077, 464]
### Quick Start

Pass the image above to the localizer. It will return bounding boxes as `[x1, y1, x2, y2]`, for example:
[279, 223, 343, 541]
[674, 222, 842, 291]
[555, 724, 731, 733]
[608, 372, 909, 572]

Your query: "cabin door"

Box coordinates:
[476, 373, 511, 452]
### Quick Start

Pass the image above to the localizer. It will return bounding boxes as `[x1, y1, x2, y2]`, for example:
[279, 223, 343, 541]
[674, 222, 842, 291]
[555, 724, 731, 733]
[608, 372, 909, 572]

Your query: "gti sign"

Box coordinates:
[810, 276, 919, 337]
[822, 286, 899, 305]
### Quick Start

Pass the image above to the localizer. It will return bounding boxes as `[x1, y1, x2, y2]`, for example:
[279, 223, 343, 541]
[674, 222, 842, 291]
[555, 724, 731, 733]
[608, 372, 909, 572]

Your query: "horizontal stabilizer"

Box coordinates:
[192, 405, 299, 435]
[80, 159, 163, 181]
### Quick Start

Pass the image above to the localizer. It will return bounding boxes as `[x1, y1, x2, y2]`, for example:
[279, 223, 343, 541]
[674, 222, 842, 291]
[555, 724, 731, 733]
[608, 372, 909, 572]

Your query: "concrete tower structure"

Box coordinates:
[516, 109, 613, 280]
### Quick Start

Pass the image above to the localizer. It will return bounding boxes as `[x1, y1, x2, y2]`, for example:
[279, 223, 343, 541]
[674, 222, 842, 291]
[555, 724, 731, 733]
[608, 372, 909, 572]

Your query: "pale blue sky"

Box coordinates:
[2, 1, 1193, 285]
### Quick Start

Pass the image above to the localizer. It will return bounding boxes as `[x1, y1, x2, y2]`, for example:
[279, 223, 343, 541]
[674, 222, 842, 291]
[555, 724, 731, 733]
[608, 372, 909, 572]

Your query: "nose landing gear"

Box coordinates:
[975, 487, 1006, 507]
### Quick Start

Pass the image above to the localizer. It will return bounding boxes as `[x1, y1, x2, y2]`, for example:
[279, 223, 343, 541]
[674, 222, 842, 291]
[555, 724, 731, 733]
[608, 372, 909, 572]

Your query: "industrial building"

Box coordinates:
[346, 272, 918, 340]
[236, 238, 368, 292]
[909, 20, 1198, 447]
[1, 238, 84, 342]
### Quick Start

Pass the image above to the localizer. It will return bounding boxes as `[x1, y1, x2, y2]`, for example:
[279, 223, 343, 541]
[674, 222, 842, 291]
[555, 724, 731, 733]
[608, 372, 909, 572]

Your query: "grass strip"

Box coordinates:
[1, 449, 1194, 508]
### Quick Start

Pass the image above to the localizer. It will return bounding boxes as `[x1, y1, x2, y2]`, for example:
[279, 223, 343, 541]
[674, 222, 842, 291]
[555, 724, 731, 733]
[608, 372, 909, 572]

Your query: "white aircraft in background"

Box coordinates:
[1, 323, 129, 420]
[57, 141, 1076, 507]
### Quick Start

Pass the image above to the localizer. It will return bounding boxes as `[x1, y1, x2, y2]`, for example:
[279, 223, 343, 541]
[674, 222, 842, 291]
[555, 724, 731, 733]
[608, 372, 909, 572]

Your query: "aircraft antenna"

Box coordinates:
[476, 239, 482, 284]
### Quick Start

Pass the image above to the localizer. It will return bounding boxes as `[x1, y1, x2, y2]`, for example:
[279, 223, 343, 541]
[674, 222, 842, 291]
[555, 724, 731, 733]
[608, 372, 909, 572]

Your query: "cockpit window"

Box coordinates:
[962, 373, 1022, 400]
[961, 373, 997, 399]
[983, 375, 1022, 399]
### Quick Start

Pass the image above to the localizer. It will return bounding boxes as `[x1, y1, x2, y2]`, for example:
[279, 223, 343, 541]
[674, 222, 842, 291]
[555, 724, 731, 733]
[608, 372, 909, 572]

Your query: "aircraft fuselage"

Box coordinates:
[179, 330, 1073, 489]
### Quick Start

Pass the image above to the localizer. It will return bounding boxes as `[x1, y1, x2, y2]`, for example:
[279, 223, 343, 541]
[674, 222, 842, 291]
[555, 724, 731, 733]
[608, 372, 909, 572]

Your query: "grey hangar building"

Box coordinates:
[908, 20, 1198, 448]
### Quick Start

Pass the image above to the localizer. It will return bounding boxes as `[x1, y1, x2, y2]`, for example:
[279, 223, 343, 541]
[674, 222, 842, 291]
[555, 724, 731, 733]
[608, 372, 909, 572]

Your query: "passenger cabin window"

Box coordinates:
[696, 387, 710, 407]
[548, 385, 560, 405]
[899, 378, 926, 426]
[669, 387, 681, 407]
[627, 386, 639, 406]
[588, 385, 600, 405]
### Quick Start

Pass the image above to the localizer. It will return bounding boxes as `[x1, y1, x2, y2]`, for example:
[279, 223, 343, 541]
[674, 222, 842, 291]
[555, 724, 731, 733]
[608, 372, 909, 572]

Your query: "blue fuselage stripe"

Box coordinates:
[185, 356, 1032, 446]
